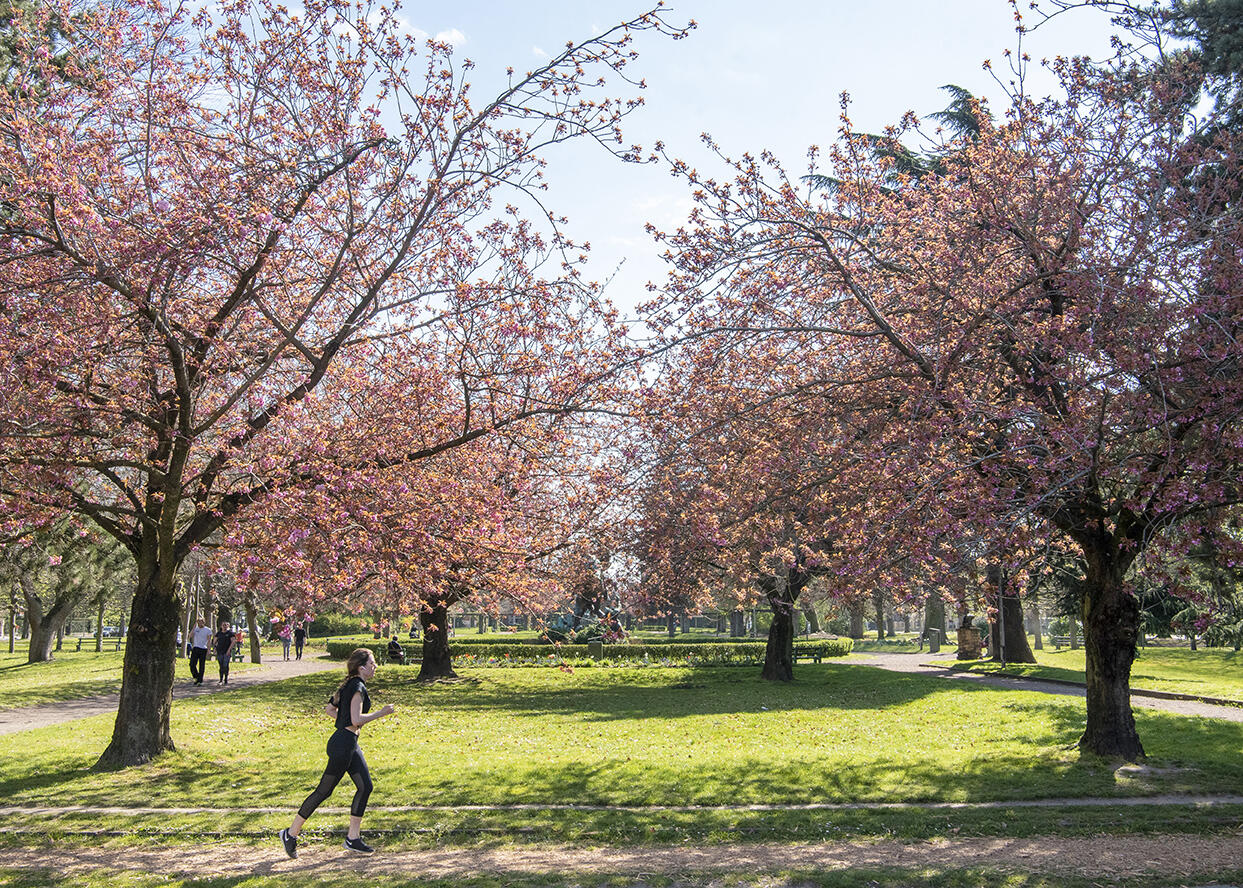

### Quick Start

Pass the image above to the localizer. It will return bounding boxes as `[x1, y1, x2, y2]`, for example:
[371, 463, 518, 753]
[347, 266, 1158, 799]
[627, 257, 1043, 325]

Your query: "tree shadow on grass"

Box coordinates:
[395, 663, 1073, 722]
[1, 678, 123, 709]
[5, 667, 1241, 811]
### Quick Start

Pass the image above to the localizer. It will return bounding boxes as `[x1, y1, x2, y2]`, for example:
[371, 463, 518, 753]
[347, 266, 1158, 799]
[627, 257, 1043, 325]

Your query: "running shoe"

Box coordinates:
[279, 828, 298, 859]
[343, 836, 374, 853]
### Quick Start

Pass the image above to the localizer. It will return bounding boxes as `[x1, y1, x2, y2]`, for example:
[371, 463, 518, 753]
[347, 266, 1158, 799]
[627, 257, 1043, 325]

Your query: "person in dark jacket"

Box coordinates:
[386, 635, 405, 665]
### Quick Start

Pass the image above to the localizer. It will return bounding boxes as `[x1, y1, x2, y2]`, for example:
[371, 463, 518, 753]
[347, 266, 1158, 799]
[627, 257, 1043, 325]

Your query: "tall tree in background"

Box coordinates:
[0, 0, 685, 766]
[0, 521, 127, 662]
[649, 15, 1242, 759]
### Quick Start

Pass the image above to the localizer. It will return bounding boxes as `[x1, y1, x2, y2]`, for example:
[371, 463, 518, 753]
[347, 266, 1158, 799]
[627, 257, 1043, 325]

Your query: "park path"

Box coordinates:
[0, 654, 339, 735]
[5, 833, 1243, 881]
[850, 650, 1243, 722]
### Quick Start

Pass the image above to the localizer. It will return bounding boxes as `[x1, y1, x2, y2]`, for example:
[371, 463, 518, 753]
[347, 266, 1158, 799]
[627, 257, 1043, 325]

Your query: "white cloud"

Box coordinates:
[333, 11, 428, 42]
[393, 17, 429, 41]
[532, 45, 549, 59]
[435, 28, 466, 46]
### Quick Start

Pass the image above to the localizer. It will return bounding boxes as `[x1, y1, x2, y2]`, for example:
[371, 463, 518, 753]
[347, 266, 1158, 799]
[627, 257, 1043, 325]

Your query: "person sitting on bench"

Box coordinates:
[386, 635, 406, 666]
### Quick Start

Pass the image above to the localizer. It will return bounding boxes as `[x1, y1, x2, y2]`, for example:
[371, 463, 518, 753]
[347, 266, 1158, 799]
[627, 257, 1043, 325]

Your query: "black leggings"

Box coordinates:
[216, 653, 230, 681]
[297, 728, 373, 819]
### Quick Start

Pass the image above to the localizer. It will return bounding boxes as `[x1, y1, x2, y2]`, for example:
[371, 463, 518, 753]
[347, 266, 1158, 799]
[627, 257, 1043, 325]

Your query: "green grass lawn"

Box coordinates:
[1, 662, 1241, 848]
[0, 647, 266, 709]
[849, 633, 959, 653]
[953, 646, 1243, 703]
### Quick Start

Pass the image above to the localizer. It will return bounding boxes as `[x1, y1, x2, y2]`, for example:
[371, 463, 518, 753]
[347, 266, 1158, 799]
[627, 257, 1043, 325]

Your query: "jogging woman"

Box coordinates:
[279, 648, 395, 856]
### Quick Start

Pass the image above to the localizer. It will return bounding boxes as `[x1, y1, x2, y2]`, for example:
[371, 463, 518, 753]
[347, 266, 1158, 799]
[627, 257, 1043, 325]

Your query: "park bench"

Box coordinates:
[1051, 635, 1071, 648]
[378, 647, 418, 666]
[792, 644, 823, 664]
[74, 637, 125, 652]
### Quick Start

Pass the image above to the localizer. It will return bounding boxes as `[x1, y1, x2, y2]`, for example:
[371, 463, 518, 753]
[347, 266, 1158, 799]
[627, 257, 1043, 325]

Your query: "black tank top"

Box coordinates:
[332, 676, 371, 729]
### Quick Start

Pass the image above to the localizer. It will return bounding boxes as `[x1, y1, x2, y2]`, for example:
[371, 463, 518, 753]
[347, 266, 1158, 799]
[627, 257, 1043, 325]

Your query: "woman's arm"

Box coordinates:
[350, 693, 395, 727]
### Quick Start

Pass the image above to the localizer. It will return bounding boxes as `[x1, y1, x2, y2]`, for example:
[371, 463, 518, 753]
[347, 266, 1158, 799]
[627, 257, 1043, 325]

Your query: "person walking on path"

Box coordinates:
[280, 648, 395, 858]
[214, 620, 237, 684]
[189, 618, 212, 685]
[279, 624, 292, 661]
[294, 623, 307, 660]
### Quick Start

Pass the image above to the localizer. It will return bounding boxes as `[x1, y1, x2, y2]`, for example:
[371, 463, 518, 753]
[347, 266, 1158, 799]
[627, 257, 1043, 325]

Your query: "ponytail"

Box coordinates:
[331, 648, 373, 706]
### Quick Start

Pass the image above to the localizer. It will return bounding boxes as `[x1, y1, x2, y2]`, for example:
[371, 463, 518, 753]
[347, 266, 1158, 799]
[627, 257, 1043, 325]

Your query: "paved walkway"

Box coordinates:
[850, 650, 1243, 722]
[0, 655, 339, 735]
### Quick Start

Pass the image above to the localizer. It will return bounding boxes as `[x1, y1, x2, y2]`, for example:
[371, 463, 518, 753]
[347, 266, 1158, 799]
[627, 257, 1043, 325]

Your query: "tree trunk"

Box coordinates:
[416, 601, 457, 681]
[1079, 548, 1144, 761]
[23, 578, 78, 664]
[96, 553, 180, 768]
[179, 580, 193, 659]
[1070, 617, 1079, 650]
[849, 600, 864, 639]
[801, 604, 820, 635]
[245, 592, 261, 664]
[989, 588, 1036, 664]
[6, 601, 14, 654]
[1030, 603, 1043, 651]
[924, 597, 946, 639]
[95, 596, 105, 652]
[667, 614, 677, 638]
[761, 594, 795, 681]
[873, 591, 885, 641]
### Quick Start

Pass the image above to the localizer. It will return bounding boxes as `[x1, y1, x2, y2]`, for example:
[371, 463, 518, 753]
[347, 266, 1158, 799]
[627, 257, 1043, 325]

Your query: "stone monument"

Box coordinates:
[957, 613, 982, 660]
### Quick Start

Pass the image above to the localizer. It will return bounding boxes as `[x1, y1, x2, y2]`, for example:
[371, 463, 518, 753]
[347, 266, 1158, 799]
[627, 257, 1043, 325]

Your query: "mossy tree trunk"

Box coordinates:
[96, 542, 181, 769]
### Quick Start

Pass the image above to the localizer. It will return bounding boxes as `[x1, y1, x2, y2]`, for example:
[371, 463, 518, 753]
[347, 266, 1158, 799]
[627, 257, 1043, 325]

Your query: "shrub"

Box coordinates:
[309, 613, 369, 637]
[325, 638, 853, 665]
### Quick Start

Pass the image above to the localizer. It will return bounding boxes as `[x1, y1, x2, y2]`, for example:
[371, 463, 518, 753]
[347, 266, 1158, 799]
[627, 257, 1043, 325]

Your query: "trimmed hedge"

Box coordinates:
[387, 634, 843, 646]
[325, 638, 853, 666]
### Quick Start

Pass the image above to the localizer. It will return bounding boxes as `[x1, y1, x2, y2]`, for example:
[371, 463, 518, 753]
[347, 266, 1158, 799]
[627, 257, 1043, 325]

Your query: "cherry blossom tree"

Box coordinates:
[229, 387, 618, 680]
[0, 0, 685, 766]
[630, 334, 881, 679]
[648, 45, 1242, 759]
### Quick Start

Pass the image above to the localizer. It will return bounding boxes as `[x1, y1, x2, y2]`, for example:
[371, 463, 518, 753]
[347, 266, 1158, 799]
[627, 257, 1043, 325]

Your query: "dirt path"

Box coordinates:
[0, 655, 339, 735]
[851, 651, 1243, 722]
[5, 834, 1243, 880]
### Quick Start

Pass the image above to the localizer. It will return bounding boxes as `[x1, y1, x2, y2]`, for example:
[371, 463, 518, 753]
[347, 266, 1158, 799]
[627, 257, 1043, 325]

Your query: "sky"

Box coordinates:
[393, 1, 1124, 317]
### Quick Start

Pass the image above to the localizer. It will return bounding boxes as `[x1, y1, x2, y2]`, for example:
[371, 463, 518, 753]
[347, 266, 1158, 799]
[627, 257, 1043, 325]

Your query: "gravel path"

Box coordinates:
[850, 650, 1243, 722]
[5, 834, 1243, 881]
[0, 655, 339, 735]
